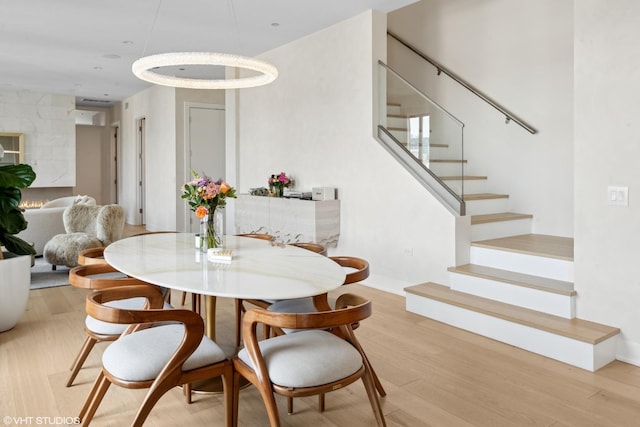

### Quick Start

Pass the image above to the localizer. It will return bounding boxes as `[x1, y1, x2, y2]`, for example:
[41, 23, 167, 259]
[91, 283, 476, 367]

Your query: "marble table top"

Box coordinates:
[104, 233, 346, 300]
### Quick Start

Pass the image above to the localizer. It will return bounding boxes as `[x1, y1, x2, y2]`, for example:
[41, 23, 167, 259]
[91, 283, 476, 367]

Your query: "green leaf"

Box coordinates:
[0, 187, 22, 212]
[0, 233, 35, 256]
[0, 164, 36, 189]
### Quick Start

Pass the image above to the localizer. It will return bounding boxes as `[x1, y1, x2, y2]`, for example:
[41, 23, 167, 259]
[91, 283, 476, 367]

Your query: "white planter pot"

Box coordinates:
[0, 254, 31, 332]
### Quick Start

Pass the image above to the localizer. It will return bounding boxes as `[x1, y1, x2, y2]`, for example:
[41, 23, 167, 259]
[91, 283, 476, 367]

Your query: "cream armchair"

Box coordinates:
[17, 196, 96, 256]
[43, 204, 125, 269]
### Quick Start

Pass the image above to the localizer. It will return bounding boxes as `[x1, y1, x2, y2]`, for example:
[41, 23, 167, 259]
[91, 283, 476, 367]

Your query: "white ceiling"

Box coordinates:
[0, 0, 416, 106]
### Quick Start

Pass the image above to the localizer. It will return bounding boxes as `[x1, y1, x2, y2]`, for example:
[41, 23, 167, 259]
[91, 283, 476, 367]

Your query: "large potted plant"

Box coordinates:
[0, 161, 36, 332]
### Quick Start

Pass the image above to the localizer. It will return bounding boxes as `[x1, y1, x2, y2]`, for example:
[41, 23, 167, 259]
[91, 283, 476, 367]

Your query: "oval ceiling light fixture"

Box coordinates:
[131, 52, 278, 90]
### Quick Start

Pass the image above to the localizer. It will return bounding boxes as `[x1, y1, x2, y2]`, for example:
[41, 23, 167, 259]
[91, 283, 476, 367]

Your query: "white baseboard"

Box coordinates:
[361, 273, 410, 296]
[615, 338, 640, 367]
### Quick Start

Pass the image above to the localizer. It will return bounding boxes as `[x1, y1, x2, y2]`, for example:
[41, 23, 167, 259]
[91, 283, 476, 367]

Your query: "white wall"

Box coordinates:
[0, 90, 75, 188]
[388, 0, 574, 237]
[574, 0, 640, 365]
[235, 10, 457, 294]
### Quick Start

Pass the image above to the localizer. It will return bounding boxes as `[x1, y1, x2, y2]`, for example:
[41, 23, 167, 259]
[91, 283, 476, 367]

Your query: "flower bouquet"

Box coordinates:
[268, 172, 292, 197]
[182, 170, 237, 249]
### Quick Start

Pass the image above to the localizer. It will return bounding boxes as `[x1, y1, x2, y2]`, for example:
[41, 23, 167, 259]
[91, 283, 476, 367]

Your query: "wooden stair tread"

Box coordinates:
[440, 175, 487, 181]
[448, 263, 575, 296]
[473, 234, 573, 261]
[471, 212, 533, 225]
[463, 193, 509, 201]
[388, 126, 407, 131]
[430, 143, 448, 148]
[405, 282, 619, 344]
[387, 114, 407, 118]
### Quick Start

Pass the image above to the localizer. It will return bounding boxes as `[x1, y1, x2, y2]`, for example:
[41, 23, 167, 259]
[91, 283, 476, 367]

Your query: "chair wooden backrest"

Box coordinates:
[289, 242, 327, 256]
[235, 233, 273, 241]
[329, 256, 370, 284]
[243, 293, 371, 337]
[69, 263, 142, 290]
[77, 246, 107, 266]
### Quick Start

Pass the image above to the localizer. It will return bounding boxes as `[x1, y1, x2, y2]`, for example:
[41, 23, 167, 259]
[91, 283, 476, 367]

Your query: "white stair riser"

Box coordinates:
[428, 146, 449, 156]
[387, 105, 402, 115]
[442, 179, 487, 195]
[428, 162, 466, 177]
[471, 218, 532, 241]
[406, 293, 616, 371]
[389, 129, 407, 141]
[470, 246, 574, 282]
[448, 272, 575, 318]
[464, 198, 509, 216]
[386, 116, 407, 128]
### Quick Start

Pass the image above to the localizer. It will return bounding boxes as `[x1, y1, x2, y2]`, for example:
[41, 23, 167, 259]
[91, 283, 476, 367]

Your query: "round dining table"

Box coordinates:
[103, 233, 346, 342]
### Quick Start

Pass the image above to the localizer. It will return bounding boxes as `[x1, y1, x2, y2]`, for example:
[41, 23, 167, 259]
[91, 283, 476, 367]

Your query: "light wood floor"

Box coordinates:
[3, 283, 640, 427]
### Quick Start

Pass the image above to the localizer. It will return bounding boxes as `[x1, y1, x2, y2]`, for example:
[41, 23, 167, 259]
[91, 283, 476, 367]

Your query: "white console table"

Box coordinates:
[234, 195, 340, 247]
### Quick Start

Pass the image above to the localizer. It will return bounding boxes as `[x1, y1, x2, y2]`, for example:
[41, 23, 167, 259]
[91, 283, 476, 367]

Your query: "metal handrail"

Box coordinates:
[388, 30, 537, 135]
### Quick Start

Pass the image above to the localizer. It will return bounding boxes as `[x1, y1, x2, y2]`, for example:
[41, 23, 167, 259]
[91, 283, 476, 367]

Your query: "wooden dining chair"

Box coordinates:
[266, 255, 385, 411]
[66, 263, 157, 387]
[79, 284, 235, 427]
[232, 293, 385, 427]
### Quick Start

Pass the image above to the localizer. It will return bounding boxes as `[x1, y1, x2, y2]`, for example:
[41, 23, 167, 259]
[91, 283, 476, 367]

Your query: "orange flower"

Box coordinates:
[195, 205, 208, 219]
[220, 181, 231, 194]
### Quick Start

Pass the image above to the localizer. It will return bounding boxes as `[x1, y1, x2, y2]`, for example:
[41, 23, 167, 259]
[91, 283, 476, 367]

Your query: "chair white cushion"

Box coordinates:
[267, 297, 316, 314]
[85, 298, 172, 336]
[237, 329, 362, 388]
[103, 324, 226, 382]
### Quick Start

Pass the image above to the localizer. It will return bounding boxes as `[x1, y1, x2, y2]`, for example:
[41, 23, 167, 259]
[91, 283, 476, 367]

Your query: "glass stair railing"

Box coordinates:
[377, 60, 466, 216]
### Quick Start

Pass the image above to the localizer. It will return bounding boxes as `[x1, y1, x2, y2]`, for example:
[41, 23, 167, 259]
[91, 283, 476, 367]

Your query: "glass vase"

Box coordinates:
[199, 207, 224, 252]
[200, 213, 216, 252]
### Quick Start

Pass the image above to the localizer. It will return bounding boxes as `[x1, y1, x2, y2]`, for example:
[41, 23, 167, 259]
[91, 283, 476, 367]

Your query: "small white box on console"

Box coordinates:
[312, 187, 336, 201]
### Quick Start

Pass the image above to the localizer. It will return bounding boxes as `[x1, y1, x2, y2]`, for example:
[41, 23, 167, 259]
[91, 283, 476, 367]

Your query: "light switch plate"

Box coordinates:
[608, 186, 629, 206]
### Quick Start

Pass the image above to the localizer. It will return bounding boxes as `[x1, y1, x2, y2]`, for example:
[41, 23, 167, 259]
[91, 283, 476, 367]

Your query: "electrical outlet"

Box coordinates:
[608, 186, 629, 206]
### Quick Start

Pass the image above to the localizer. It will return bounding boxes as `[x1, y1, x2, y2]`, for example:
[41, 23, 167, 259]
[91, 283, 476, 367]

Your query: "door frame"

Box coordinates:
[136, 116, 146, 225]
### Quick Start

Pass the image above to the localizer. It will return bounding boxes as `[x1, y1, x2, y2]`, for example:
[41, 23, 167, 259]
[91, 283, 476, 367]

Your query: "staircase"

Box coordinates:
[389, 104, 620, 371]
